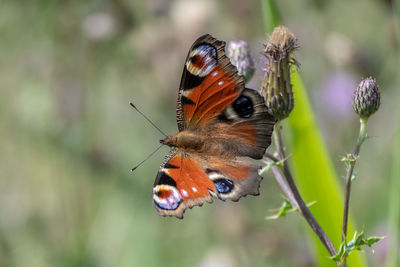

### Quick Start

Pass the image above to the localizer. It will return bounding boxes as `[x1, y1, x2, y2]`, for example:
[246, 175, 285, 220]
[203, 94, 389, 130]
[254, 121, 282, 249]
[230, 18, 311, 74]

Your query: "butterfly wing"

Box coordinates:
[209, 87, 275, 159]
[176, 34, 244, 131]
[176, 34, 275, 159]
[153, 150, 262, 218]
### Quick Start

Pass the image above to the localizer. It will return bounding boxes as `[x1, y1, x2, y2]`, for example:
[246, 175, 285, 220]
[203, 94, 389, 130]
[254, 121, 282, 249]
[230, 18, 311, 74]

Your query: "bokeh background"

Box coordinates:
[0, 0, 398, 266]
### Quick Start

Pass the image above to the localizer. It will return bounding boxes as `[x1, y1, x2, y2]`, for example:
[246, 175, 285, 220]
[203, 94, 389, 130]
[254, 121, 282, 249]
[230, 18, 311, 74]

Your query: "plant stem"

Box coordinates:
[342, 118, 368, 240]
[273, 121, 339, 260]
[341, 118, 368, 265]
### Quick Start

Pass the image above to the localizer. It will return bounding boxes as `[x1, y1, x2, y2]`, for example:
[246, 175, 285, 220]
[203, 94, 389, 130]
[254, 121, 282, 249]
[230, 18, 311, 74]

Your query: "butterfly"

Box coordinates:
[153, 34, 276, 218]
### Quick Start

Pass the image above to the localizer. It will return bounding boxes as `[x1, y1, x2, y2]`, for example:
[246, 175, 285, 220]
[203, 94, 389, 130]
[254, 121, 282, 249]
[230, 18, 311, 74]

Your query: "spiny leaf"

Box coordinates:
[266, 198, 293, 220]
[341, 154, 357, 164]
[259, 160, 277, 175]
[266, 198, 316, 220]
[330, 230, 384, 263]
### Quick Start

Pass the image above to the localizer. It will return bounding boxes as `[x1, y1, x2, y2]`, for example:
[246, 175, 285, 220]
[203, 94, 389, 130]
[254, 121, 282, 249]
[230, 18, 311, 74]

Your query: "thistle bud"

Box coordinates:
[353, 77, 380, 119]
[259, 26, 298, 120]
[227, 40, 255, 83]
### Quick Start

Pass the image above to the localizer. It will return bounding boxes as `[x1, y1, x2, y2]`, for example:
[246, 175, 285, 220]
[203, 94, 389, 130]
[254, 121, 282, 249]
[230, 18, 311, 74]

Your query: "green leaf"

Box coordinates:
[266, 198, 293, 220]
[259, 160, 278, 175]
[341, 154, 357, 164]
[386, 1, 400, 266]
[329, 242, 345, 261]
[266, 198, 317, 220]
[260, 0, 281, 34]
[365, 236, 384, 247]
[330, 230, 384, 264]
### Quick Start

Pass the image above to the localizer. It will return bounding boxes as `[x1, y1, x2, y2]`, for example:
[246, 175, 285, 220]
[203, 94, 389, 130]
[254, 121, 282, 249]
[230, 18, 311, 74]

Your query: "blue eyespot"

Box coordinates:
[153, 185, 182, 210]
[186, 44, 217, 77]
[233, 96, 253, 118]
[214, 179, 234, 194]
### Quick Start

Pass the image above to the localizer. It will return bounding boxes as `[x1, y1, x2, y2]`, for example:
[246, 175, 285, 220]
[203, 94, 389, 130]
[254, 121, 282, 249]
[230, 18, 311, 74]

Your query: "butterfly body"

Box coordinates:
[161, 131, 205, 152]
[153, 34, 276, 218]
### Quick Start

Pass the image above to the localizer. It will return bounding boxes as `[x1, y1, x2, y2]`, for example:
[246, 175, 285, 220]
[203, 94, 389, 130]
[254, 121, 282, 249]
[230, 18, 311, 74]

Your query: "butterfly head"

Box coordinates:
[160, 135, 174, 147]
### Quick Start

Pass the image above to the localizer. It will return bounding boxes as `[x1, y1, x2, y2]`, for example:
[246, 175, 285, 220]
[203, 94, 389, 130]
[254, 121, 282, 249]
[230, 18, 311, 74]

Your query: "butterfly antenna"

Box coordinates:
[131, 144, 164, 172]
[129, 101, 167, 137]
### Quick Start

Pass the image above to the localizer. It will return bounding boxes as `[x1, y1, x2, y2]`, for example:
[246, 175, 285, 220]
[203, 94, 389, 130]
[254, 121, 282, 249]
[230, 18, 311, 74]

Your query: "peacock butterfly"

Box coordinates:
[153, 34, 276, 218]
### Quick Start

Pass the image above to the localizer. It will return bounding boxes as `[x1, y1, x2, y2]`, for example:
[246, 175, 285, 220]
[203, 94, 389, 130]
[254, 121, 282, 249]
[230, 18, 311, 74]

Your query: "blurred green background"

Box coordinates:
[0, 0, 398, 266]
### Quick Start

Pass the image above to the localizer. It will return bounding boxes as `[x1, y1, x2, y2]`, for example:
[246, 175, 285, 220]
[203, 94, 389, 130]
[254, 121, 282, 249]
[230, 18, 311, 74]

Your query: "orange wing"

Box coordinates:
[176, 34, 244, 130]
[175, 34, 275, 159]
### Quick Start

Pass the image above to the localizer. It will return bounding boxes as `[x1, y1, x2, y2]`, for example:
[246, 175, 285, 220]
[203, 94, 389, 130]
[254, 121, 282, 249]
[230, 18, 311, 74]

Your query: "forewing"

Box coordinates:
[175, 34, 276, 159]
[176, 34, 244, 131]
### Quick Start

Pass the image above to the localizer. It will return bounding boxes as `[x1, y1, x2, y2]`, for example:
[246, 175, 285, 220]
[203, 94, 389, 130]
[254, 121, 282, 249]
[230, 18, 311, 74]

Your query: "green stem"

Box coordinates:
[341, 118, 368, 266]
[273, 121, 339, 261]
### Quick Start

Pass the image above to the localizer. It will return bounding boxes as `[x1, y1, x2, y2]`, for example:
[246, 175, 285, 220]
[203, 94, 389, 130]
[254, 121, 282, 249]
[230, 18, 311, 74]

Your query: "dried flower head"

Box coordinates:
[227, 40, 255, 83]
[353, 77, 381, 119]
[259, 26, 299, 120]
[266, 26, 298, 60]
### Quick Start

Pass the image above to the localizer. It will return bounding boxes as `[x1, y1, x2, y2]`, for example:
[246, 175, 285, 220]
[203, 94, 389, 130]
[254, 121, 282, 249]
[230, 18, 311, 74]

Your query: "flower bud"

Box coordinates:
[353, 77, 380, 119]
[227, 40, 255, 83]
[259, 26, 298, 120]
